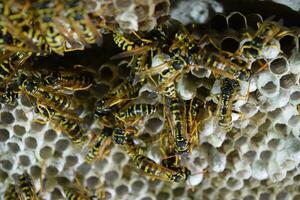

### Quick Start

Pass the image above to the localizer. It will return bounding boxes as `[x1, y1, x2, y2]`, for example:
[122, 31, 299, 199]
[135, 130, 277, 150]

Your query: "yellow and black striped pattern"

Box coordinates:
[116, 103, 156, 120]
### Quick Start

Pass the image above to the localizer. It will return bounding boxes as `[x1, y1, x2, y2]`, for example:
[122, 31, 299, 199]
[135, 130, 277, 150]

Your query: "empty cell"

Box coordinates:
[221, 37, 240, 53]
[291, 91, 300, 102]
[99, 64, 115, 82]
[145, 117, 163, 133]
[77, 163, 92, 176]
[210, 13, 228, 32]
[86, 176, 99, 188]
[135, 5, 149, 20]
[274, 123, 289, 135]
[55, 139, 70, 152]
[157, 192, 170, 200]
[1, 111, 15, 124]
[0, 169, 8, 182]
[44, 129, 57, 142]
[243, 151, 257, 163]
[39, 146, 53, 159]
[113, 0, 132, 9]
[51, 188, 64, 200]
[30, 121, 45, 132]
[173, 187, 185, 197]
[268, 138, 281, 150]
[269, 57, 289, 75]
[0, 159, 13, 171]
[251, 59, 268, 74]
[65, 155, 79, 167]
[117, 60, 131, 78]
[56, 176, 70, 186]
[0, 129, 10, 142]
[244, 195, 256, 200]
[13, 125, 26, 137]
[228, 12, 247, 31]
[276, 191, 289, 200]
[279, 35, 297, 57]
[259, 192, 271, 200]
[140, 196, 153, 200]
[280, 74, 296, 89]
[15, 109, 28, 121]
[131, 180, 145, 193]
[116, 184, 129, 196]
[154, 0, 170, 18]
[260, 150, 272, 162]
[18, 155, 31, 166]
[30, 165, 42, 179]
[46, 166, 59, 176]
[246, 13, 263, 30]
[293, 194, 300, 200]
[7, 142, 20, 153]
[105, 170, 119, 184]
[112, 151, 126, 164]
[235, 136, 247, 147]
[92, 83, 110, 98]
[260, 81, 277, 95]
[24, 136, 37, 149]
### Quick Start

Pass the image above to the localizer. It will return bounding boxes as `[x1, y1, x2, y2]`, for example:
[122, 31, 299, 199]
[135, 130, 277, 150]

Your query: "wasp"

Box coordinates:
[13, 172, 40, 200]
[114, 103, 157, 123]
[0, 51, 31, 83]
[18, 74, 77, 111]
[238, 21, 285, 60]
[63, 180, 105, 200]
[167, 98, 190, 155]
[112, 126, 136, 145]
[32, 0, 82, 55]
[42, 68, 95, 91]
[94, 80, 145, 118]
[0, 83, 18, 105]
[125, 143, 191, 183]
[62, 0, 103, 48]
[4, 184, 20, 200]
[34, 100, 87, 145]
[217, 78, 240, 132]
[84, 126, 113, 163]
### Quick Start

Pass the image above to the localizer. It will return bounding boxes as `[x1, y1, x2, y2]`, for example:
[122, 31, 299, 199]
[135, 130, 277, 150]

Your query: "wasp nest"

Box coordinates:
[2, 0, 300, 200]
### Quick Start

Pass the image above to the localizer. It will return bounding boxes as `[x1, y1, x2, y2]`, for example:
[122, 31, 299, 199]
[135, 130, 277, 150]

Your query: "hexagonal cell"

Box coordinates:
[279, 34, 297, 57]
[15, 109, 28, 121]
[280, 73, 296, 89]
[116, 184, 129, 197]
[112, 151, 126, 165]
[1, 111, 15, 124]
[92, 83, 111, 98]
[251, 59, 268, 74]
[39, 146, 54, 159]
[259, 150, 272, 162]
[0, 159, 13, 171]
[144, 117, 164, 134]
[227, 12, 247, 31]
[13, 125, 26, 137]
[226, 177, 243, 191]
[131, 179, 146, 194]
[7, 141, 20, 153]
[86, 176, 100, 189]
[24, 136, 38, 149]
[104, 170, 119, 184]
[113, 0, 132, 10]
[276, 191, 289, 200]
[243, 150, 257, 163]
[0, 128, 10, 142]
[44, 129, 58, 142]
[134, 4, 150, 21]
[259, 192, 271, 200]
[45, 165, 59, 176]
[98, 64, 116, 83]
[210, 13, 228, 32]
[157, 191, 171, 200]
[77, 163, 92, 176]
[243, 195, 256, 200]
[65, 155, 79, 168]
[220, 37, 240, 53]
[153, 0, 170, 19]
[18, 154, 31, 167]
[30, 165, 42, 180]
[246, 13, 263, 30]
[269, 57, 289, 76]
[55, 139, 70, 152]
[117, 60, 131, 79]
[0, 168, 8, 182]
[51, 188, 64, 200]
